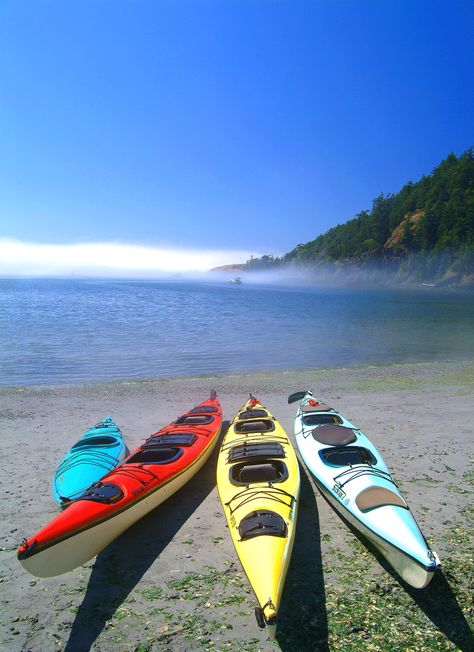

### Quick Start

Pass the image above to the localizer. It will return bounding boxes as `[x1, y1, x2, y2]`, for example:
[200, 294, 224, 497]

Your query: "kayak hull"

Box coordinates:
[18, 395, 222, 577]
[20, 438, 217, 577]
[293, 393, 440, 589]
[314, 473, 436, 588]
[217, 397, 300, 637]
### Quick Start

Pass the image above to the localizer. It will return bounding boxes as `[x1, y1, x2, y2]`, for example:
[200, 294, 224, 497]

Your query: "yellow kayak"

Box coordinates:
[216, 396, 300, 638]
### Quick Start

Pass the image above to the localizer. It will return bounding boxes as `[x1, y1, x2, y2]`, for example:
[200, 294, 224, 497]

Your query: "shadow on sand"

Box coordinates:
[335, 508, 473, 652]
[277, 466, 329, 651]
[64, 422, 228, 652]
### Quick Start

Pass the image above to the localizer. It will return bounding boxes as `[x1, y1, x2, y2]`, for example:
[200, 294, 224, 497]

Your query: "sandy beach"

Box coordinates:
[1, 360, 473, 652]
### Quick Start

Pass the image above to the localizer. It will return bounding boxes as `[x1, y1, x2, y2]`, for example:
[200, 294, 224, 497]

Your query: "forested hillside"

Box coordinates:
[245, 149, 474, 286]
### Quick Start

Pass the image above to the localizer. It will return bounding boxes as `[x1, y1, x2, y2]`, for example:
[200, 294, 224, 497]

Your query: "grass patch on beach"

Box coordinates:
[313, 532, 473, 652]
[139, 586, 163, 601]
[166, 562, 245, 600]
[350, 361, 474, 393]
[353, 374, 419, 392]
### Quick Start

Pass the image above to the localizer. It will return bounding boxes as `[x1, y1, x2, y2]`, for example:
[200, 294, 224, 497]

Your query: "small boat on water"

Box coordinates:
[52, 417, 127, 507]
[216, 395, 300, 638]
[18, 392, 222, 577]
[289, 390, 440, 589]
[229, 276, 242, 285]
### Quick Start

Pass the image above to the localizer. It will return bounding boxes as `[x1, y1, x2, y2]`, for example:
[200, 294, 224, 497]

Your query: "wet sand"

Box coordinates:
[1, 360, 473, 651]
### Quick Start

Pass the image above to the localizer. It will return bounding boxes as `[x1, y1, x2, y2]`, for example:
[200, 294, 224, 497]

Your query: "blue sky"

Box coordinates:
[0, 1, 473, 274]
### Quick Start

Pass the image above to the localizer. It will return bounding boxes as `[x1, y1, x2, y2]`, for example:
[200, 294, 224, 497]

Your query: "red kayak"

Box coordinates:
[18, 392, 222, 577]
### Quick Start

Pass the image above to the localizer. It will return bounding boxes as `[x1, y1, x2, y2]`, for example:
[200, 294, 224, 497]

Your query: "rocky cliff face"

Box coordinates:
[384, 210, 425, 251]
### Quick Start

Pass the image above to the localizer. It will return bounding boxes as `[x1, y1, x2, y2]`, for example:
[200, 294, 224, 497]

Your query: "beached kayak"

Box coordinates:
[18, 392, 222, 577]
[216, 396, 300, 638]
[52, 417, 127, 506]
[289, 390, 440, 588]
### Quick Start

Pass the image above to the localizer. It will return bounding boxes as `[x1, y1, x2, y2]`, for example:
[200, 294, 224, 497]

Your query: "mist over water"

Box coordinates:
[0, 278, 473, 386]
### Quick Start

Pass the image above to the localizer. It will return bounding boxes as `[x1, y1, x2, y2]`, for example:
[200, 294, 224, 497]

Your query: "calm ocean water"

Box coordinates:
[0, 278, 473, 386]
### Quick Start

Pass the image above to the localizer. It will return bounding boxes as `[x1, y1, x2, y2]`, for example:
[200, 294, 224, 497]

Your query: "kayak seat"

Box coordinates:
[175, 414, 214, 425]
[301, 402, 332, 412]
[312, 424, 357, 445]
[320, 446, 377, 466]
[356, 487, 408, 512]
[71, 435, 119, 449]
[238, 409, 269, 419]
[229, 460, 288, 485]
[77, 482, 124, 504]
[228, 441, 285, 463]
[143, 433, 197, 448]
[189, 405, 219, 414]
[126, 447, 183, 464]
[234, 419, 275, 434]
[303, 414, 343, 427]
[239, 510, 287, 541]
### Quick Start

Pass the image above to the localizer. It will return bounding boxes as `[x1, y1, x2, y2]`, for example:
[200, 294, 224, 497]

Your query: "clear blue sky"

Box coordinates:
[1, 0, 473, 265]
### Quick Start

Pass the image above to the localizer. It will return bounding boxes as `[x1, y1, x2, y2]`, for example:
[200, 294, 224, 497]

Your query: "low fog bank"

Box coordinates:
[217, 252, 474, 290]
[1, 238, 472, 291]
[0, 239, 261, 279]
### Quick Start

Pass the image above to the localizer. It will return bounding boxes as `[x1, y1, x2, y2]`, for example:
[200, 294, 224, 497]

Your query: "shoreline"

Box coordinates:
[1, 359, 473, 650]
[2, 355, 473, 390]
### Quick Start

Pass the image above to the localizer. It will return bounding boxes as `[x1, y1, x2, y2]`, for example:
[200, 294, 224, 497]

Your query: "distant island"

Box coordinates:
[215, 148, 474, 288]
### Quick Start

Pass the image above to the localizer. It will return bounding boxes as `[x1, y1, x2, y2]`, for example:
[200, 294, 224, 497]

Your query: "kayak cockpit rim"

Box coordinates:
[229, 460, 289, 486]
[302, 413, 343, 427]
[71, 435, 122, 449]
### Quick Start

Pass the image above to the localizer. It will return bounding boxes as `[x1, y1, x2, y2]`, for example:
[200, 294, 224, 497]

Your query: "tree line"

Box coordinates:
[245, 148, 474, 281]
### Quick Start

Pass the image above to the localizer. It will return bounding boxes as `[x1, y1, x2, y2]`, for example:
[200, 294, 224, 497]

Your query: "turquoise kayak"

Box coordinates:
[52, 417, 127, 507]
[289, 391, 440, 588]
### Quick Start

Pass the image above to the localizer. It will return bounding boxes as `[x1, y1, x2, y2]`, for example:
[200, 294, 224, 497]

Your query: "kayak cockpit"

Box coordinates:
[71, 436, 120, 449]
[320, 446, 377, 467]
[303, 413, 342, 427]
[229, 460, 288, 485]
[126, 447, 183, 464]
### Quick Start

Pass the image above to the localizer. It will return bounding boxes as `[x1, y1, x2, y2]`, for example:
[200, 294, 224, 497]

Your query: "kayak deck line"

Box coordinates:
[333, 464, 398, 489]
[225, 484, 296, 514]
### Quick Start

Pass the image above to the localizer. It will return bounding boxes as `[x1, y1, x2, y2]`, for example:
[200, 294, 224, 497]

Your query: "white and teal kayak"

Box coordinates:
[288, 391, 440, 588]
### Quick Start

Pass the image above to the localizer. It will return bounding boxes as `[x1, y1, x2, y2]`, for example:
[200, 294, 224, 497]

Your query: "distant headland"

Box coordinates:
[213, 148, 474, 289]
